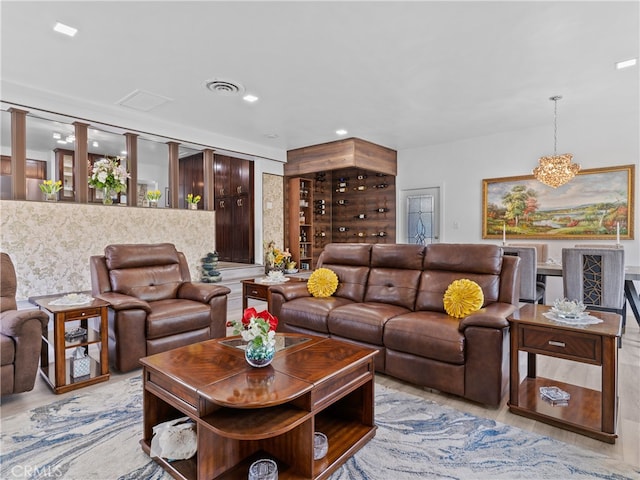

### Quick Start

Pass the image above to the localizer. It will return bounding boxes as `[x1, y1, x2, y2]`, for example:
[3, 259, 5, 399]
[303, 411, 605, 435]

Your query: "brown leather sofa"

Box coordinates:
[1, 253, 49, 395]
[90, 243, 231, 372]
[269, 243, 521, 407]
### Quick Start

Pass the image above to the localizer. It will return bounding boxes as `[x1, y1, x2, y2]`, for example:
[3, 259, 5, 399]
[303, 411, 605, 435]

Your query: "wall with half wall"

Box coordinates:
[0, 200, 217, 300]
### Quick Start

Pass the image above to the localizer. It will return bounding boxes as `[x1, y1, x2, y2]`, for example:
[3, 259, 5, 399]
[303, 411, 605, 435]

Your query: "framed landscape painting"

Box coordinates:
[482, 164, 635, 240]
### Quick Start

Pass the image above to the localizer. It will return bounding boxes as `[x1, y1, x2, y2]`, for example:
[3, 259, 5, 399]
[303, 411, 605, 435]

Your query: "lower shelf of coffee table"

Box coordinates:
[141, 413, 375, 480]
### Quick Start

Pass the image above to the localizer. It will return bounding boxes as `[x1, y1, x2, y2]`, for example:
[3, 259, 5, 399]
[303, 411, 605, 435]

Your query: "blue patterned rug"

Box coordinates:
[1, 375, 637, 479]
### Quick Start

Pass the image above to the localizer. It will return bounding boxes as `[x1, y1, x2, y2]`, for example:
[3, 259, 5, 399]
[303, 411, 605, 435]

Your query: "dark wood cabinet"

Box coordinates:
[214, 154, 254, 263]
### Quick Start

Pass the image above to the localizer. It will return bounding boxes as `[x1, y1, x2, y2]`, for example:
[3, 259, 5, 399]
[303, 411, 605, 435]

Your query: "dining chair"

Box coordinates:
[503, 246, 545, 304]
[562, 247, 626, 329]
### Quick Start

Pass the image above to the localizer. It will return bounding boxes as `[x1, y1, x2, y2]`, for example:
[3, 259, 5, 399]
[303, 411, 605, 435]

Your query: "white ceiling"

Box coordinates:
[1, 1, 638, 160]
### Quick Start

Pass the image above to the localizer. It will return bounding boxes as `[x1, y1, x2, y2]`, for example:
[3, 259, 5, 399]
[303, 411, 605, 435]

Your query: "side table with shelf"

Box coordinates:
[507, 303, 621, 443]
[29, 294, 110, 394]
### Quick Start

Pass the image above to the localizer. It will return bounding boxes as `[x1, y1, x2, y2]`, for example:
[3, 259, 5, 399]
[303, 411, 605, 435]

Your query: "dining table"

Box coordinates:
[536, 262, 640, 327]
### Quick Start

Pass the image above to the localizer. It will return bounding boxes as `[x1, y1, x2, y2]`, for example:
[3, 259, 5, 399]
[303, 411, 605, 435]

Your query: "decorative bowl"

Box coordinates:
[314, 432, 328, 460]
[551, 298, 586, 319]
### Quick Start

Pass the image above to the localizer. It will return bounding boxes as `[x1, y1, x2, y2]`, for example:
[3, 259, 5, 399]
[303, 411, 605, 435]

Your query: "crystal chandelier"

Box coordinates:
[532, 96, 580, 188]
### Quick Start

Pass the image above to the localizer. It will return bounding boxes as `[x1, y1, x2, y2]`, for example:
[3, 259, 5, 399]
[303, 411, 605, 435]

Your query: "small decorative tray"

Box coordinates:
[256, 277, 290, 284]
[543, 310, 603, 326]
[50, 293, 93, 306]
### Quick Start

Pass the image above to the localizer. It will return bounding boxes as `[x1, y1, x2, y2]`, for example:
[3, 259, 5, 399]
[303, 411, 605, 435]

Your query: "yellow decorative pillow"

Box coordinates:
[443, 279, 484, 319]
[307, 268, 339, 298]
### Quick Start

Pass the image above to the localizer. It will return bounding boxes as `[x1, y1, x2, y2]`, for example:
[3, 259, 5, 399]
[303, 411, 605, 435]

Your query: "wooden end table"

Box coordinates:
[241, 276, 307, 310]
[507, 304, 621, 443]
[30, 294, 110, 394]
[139, 333, 377, 479]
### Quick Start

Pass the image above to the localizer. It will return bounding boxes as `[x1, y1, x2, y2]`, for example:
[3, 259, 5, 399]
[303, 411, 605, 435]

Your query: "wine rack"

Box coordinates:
[286, 167, 395, 270]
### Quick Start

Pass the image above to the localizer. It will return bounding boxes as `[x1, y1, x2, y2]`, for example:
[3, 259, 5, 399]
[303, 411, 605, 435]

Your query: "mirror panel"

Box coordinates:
[138, 136, 169, 207]
[1, 109, 12, 199]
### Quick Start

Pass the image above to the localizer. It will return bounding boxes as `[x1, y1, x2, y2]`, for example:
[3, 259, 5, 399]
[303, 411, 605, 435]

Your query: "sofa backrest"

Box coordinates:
[102, 243, 190, 302]
[318, 243, 371, 302]
[415, 244, 503, 312]
[364, 244, 425, 309]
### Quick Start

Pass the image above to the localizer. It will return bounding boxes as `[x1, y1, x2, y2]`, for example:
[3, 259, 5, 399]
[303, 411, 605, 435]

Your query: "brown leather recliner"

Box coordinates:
[90, 243, 231, 372]
[1, 252, 49, 395]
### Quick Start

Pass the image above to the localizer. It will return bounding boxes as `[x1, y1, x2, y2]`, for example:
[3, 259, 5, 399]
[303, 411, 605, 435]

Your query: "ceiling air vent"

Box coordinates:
[205, 79, 245, 96]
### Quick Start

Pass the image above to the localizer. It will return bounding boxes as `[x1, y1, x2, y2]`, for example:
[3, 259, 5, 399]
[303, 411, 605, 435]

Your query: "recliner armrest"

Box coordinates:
[0, 309, 49, 337]
[178, 282, 231, 303]
[94, 292, 152, 313]
[458, 303, 516, 331]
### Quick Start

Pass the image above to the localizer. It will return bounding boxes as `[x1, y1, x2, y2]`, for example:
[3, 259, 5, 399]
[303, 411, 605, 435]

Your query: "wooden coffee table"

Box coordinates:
[507, 304, 621, 443]
[139, 334, 377, 480]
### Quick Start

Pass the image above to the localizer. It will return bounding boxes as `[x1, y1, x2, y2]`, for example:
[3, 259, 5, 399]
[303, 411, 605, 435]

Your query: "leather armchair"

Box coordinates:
[1, 253, 49, 395]
[90, 243, 230, 372]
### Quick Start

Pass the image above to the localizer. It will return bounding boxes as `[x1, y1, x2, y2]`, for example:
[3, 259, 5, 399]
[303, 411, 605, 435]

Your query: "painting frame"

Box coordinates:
[482, 164, 635, 240]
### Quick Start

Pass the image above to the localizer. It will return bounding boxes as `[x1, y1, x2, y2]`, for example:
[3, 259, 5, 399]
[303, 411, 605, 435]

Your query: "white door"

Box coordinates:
[399, 187, 441, 245]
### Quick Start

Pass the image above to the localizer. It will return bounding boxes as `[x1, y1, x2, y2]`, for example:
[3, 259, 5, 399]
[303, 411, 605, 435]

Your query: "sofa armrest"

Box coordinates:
[270, 282, 311, 301]
[94, 292, 152, 313]
[269, 282, 311, 319]
[178, 282, 231, 304]
[0, 309, 49, 337]
[458, 303, 516, 331]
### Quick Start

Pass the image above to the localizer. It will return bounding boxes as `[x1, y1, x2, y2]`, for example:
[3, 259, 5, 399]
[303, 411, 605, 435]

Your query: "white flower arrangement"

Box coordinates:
[88, 157, 130, 193]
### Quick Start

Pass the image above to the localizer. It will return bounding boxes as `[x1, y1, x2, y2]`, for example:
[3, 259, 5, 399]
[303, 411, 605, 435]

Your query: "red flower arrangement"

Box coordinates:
[227, 307, 278, 347]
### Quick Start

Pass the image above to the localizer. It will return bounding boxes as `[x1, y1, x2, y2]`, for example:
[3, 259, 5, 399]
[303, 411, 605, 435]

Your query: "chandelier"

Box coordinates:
[532, 95, 580, 188]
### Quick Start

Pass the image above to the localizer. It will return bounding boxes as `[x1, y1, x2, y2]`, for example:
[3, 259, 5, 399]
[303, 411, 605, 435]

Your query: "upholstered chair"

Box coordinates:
[1, 253, 49, 395]
[562, 247, 626, 321]
[90, 243, 231, 372]
[503, 246, 545, 304]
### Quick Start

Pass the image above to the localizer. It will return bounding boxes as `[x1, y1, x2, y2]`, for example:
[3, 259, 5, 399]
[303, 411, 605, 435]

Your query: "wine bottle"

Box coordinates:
[338, 226, 349, 232]
[355, 214, 367, 219]
[354, 185, 367, 191]
[375, 207, 389, 213]
[336, 199, 349, 205]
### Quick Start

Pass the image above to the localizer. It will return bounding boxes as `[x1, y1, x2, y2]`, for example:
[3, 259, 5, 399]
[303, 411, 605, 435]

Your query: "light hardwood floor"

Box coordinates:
[2, 307, 638, 470]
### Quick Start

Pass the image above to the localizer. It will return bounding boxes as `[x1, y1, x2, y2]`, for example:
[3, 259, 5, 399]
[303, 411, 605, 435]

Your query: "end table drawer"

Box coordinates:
[521, 326, 601, 363]
[65, 307, 103, 320]
[245, 283, 269, 299]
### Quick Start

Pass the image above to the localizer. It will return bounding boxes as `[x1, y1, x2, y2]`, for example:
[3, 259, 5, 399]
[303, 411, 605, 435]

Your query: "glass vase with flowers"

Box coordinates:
[227, 307, 278, 367]
[39, 179, 62, 201]
[186, 193, 201, 210]
[88, 156, 130, 205]
[146, 189, 162, 207]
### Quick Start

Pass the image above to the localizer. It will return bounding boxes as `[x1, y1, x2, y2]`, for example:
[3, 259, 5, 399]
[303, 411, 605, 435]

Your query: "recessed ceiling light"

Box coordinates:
[57, 140, 67, 144]
[92, 141, 99, 148]
[264, 133, 279, 139]
[121, 151, 128, 156]
[336, 129, 348, 136]
[616, 58, 637, 69]
[53, 22, 78, 37]
[52, 132, 61, 139]
[243, 94, 259, 103]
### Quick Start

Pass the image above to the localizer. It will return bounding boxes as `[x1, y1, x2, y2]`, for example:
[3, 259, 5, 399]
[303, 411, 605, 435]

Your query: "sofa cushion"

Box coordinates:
[280, 296, 354, 334]
[415, 271, 499, 312]
[307, 268, 339, 298]
[384, 311, 465, 364]
[370, 244, 426, 269]
[423, 244, 503, 274]
[443, 279, 484, 319]
[328, 302, 410, 345]
[364, 268, 421, 310]
[320, 265, 370, 302]
[105, 243, 180, 270]
[318, 243, 371, 266]
[1, 335, 14, 365]
[146, 299, 212, 339]
[109, 265, 182, 301]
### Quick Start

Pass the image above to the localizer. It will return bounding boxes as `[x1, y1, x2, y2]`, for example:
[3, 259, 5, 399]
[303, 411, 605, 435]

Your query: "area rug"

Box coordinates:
[1, 375, 637, 480]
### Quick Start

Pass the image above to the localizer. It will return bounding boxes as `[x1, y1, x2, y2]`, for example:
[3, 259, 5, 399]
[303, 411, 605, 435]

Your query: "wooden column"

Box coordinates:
[9, 108, 27, 200]
[167, 141, 179, 209]
[125, 133, 138, 206]
[73, 122, 89, 203]
[203, 148, 215, 211]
